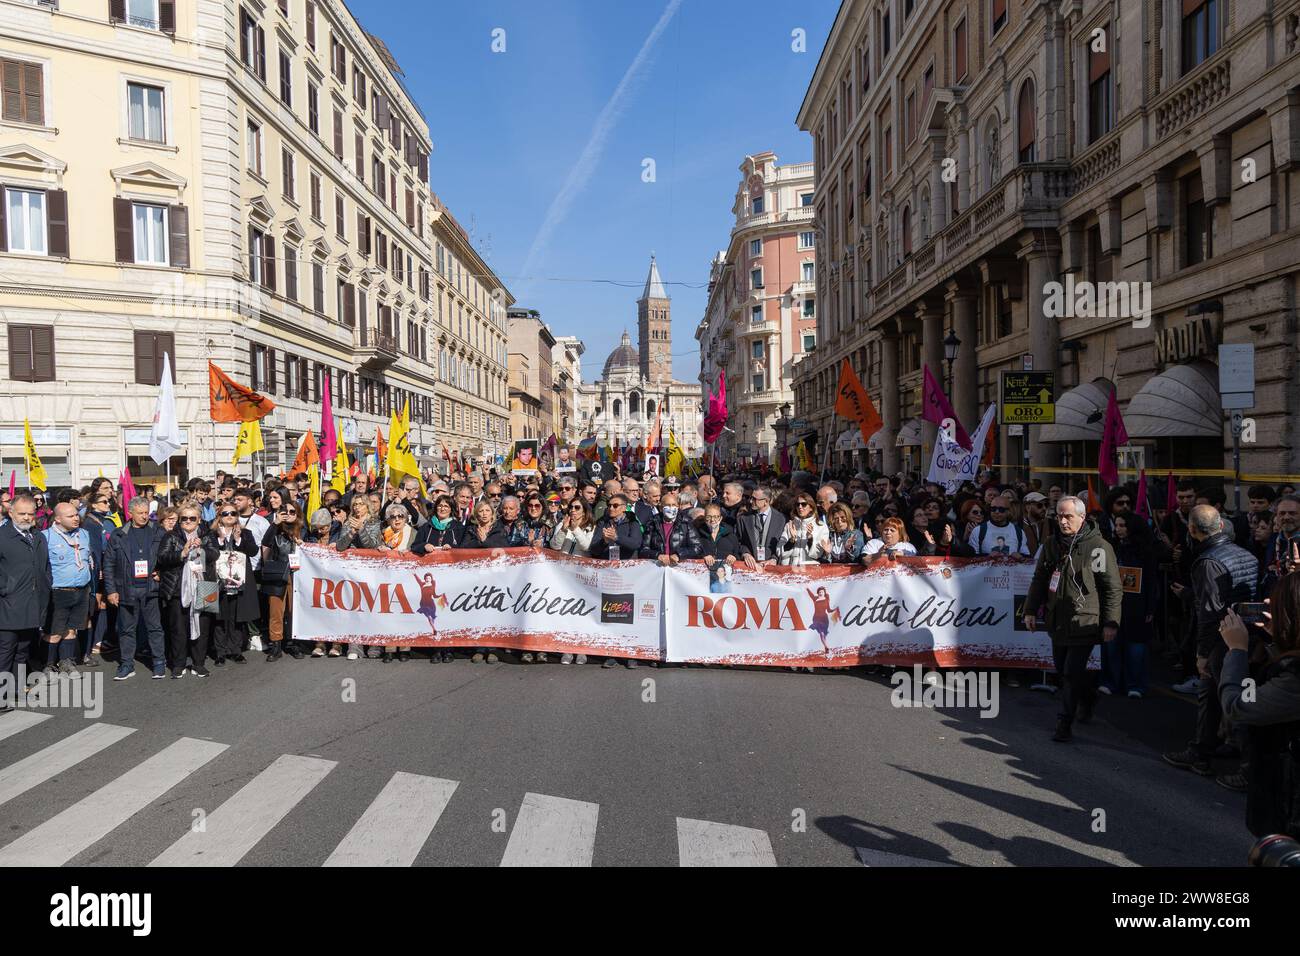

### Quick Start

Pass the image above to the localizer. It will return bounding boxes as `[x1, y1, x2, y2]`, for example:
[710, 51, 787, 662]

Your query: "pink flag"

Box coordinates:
[120, 467, 137, 506]
[319, 374, 337, 467]
[703, 371, 729, 444]
[1098, 388, 1129, 487]
[780, 444, 791, 474]
[6, 470, 14, 499]
[1135, 469, 1149, 519]
[921, 365, 972, 450]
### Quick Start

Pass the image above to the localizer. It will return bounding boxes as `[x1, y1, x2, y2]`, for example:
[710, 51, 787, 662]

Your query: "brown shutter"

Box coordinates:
[344, 282, 355, 326]
[110, 0, 126, 23]
[992, 0, 1007, 21]
[46, 189, 68, 258]
[249, 342, 260, 390]
[1, 60, 18, 123]
[1183, 0, 1205, 14]
[113, 197, 134, 263]
[405, 188, 414, 227]
[31, 325, 54, 382]
[248, 224, 257, 276]
[256, 27, 267, 81]
[263, 236, 276, 291]
[954, 20, 967, 80]
[239, 9, 249, 64]
[1018, 85, 1035, 153]
[134, 331, 155, 383]
[1089, 27, 1111, 82]
[357, 210, 365, 253]
[305, 2, 315, 48]
[22, 62, 42, 125]
[285, 247, 297, 300]
[333, 110, 343, 158]
[160, 0, 176, 34]
[375, 94, 390, 129]
[0, 187, 7, 253]
[156, 333, 175, 384]
[168, 203, 189, 268]
[267, 347, 277, 393]
[355, 131, 363, 178]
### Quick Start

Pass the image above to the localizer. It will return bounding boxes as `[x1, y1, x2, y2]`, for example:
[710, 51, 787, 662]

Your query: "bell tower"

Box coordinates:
[637, 254, 672, 383]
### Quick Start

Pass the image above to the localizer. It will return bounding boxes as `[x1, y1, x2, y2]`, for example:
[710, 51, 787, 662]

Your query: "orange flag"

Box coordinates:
[285, 430, 319, 478]
[1086, 475, 1101, 514]
[209, 361, 275, 422]
[375, 427, 387, 464]
[833, 358, 883, 444]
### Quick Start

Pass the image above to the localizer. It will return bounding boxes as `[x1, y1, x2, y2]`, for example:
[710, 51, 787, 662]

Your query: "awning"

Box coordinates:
[1039, 378, 1113, 443]
[895, 417, 923, 447]
[1124, 360, 1222, 438]
[868, 429, 887, 451]
[836, 427, 867, 450]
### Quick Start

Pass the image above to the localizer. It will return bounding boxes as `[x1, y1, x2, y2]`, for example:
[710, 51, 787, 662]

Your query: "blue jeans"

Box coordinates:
[1101, 640, 1148, 694]
[116, 598, 165, 673]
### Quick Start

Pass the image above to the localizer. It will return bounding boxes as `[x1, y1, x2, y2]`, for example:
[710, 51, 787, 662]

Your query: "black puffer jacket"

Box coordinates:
[1191, 531, 1259, 656]
[640, 515, 703, 560]
[155, 528, 188, 601]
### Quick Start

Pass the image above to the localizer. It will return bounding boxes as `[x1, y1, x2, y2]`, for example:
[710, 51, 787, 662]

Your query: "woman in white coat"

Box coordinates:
[777, 492, 830, 566]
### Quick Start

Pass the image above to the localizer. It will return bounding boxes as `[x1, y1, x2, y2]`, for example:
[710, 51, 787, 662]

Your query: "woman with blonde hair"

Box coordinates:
[337, 497, 384, 660]
[862, 516, 918, 562]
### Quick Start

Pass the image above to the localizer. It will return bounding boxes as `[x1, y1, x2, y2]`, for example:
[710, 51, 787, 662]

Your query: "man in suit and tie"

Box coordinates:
[737, 487, 786, 570]
[0, 494, 52, 711]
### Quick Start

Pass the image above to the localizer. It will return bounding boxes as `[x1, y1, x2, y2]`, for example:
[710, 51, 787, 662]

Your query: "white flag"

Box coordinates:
[149, 352, 184, 465]
[927, 404, 996, 493]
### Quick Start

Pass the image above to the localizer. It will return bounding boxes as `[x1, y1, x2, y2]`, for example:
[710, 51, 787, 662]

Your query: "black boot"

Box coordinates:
[1052, 717, 1073, 742]
[383, 648, 393, 662]
[1076, 697, 1095, 724]
[284, 641, 304, 659]
[267, 641, 283, 661]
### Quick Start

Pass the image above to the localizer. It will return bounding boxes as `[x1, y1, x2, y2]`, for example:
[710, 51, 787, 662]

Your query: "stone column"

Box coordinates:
[946, 283, 979, 432]
[880, 322, 901, 475]
[1018, 235, 1062, 472]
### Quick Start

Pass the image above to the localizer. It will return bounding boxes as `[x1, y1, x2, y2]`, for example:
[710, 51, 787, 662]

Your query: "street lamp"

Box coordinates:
[943, 328, 961, 397]
[774, 402, 793, 464]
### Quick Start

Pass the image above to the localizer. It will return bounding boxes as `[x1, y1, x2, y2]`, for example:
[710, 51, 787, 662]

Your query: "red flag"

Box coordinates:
[921, 365, 971, 449]
[208, 361, 275, 422]
[1098, 388, 1129, 487]
[319, 375, 336, 466]
[703, 371, 728, 444]
[120, 467, 137, 506]
[834, 359, 884, 445]
[6, 470, 14, 500]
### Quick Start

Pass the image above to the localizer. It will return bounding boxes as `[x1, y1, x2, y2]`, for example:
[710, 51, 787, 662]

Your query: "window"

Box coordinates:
[802, 298, 815, 318]
[281, 145, 295, 200]
[8, 324, 54, 382]
[802, 332, 816, 352]
[751, 305, 763, 324]
[312, 260, 324, 313]
[247, 226, 266, 285]
[305, 2, 316, 50]
[309, 171, 321, 220]
[330, 34, 346, 82]
[752, 373, 764, 392]
[799, 230, 815, 249]
[133, 331, 174, 386]
[992, 0, 1007, 35]
[2, 57, 45, 126]
[1089, 25, 1113, 143]
[1017, 81, 1036, 163]
[127, 82, 165, 143]
[308, 81, 319, 134]
[751, 194, 764, 215]
[883, 9, 892, 57]
[284, 243, 298, 301]
[751, 268, 763, 289]
[133, 204, 168, 265]
[1182, 0, 1219, 75]
[334, 193, 344, 239]
[749, 238, 761, 257]
[883, 126, 892, 175]
[905, 90, 915, 143]
[246, 118, 263, 176]
[802, 261, 815, 282]
[901, 207, 912, 256]
[801, 192, 813, 207]
[1184, 171, 1212, 266]
[5, 188, 46, 255]
[278, 49, 292, 106]
[239, 8, 266, 81]
[127, 0, 160, 30]
[954, 18, 968, 82]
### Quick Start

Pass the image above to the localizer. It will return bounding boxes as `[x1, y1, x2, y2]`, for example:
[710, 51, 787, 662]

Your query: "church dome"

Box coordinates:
[603, 330, 638, 377]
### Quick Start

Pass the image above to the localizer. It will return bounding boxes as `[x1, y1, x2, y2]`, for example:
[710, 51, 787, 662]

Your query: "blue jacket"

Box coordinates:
[103, 522, 167, 605]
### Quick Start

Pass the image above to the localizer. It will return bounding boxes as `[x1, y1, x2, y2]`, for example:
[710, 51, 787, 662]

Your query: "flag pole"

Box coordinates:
[820, 412, 837, 484]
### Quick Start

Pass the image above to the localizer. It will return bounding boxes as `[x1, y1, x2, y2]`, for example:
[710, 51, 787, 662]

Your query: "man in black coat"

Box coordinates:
[103, 498, 167, 680]
[0, 495, 51, 709]
[736, 486, 786, 570]
[639, 491, 702, 563]
[589, 494, 644, 560]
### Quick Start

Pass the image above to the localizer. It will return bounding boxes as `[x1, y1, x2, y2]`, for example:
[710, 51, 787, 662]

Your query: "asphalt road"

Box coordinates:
[0, 654, 1251, 866]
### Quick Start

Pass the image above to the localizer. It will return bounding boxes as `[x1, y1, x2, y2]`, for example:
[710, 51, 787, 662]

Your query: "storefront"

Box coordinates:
[0, 426, 72, 491]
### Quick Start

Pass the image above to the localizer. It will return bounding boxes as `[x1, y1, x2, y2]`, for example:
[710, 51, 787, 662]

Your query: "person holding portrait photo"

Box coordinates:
[511, 440, 539, 476]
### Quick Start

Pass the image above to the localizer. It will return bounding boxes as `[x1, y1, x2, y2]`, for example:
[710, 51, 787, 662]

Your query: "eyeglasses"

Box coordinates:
[569, 505, 585, 513]
[390, 515, 406, 522]
[796, 502, 813, 509]
[1114, 500, 1131, 507]
[219, 510, 238, 518]
[609, 503, 625, 510]
[180, 516, 199, 522]
[990, 507, 1009, 513]
[527, 502, 543, 509]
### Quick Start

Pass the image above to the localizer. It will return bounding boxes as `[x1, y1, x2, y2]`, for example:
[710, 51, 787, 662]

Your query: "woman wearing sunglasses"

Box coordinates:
[338, 498, 385, 660]
[776, 494, 829, 566]
[156, 503, 212, 677]
[521, 496, 552, 550]
[261, 502, 306, 661]
[413, 495, 463, 553]
[549, 499, 595, 557]
[203, 503, 259, 667]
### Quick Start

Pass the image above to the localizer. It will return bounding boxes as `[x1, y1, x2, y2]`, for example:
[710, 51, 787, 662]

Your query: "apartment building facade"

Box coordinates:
[794, 0, 1300, 480]
[550, 334, 584, 446]
[507, 307, 555, 446]
[0, 0, 508, 487]
[695, 151, 817, 463]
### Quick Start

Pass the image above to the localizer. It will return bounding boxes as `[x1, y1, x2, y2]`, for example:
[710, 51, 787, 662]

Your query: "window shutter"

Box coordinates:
[134, 332, 154, 384]
[954, 20, 967, 80]
[992, 0, 1007, 22]
[0, 187, 7, 252]
[263, 236, 277, 292]
[1089, 27, 1111, 82]
[248, 224, 257, 277]
[305, 2, 315, 47]
[31, 325, 54, 382]
[405, 189, 414, 227]
[239, 9, 249, 64]
[160, 0, 176, 34]
[355, 131, 363, 178]
[1183, 0, 1204, 14]
[156, 333, 175, 385]
[1018, 86, 1035, 153]
[249, 342, 260, 390]
[285, 248, 297, 300]
[375, 93, 390, 129]
[46, 189, 68, 258]
[256, 27, 267, 81]
[110, 0, 126, 23]
[268, 347, 277, 393]
[344, 282, 355, 326]
[113, 197, 134, 263]
[333, 110, 343, 158]
[168, 203, 189, 268]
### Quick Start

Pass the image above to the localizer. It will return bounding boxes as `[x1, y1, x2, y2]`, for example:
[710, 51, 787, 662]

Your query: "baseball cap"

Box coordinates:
[1023, 492, 1047, 503]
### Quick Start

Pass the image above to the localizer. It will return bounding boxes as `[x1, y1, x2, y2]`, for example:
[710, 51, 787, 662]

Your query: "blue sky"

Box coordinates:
[351, 0, 838, 383]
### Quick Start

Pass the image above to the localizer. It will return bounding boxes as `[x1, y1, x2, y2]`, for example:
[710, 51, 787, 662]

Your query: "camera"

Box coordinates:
[1248, 833, 1300, 867]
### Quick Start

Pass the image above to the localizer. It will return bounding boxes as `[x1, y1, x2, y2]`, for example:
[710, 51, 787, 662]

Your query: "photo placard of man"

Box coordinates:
[511, 440, 539, 477]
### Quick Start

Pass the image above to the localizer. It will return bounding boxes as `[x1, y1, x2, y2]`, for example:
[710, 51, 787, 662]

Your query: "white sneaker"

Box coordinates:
[346, 647, 359, 660]
[1098, 686, 1113, 696]
[575, 654, 587, 665]
[1127, 690, 1143, 699]
[1172, 677, 1201, 694]
[248, 634, 264, 652]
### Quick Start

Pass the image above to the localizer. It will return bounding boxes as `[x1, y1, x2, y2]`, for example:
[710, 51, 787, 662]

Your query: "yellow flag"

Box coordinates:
[665, 430, 684, 478]
[23, 419, 47, 491]
[385, 402, 427, 496]
[306, 461, 322, 518]
[795, 439, 814, 472]
[232, 419, 264, 467]
[331, 424, 350, 494]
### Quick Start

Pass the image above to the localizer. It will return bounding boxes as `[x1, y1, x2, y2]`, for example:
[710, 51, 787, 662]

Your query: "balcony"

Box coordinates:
[790, 280, 815, 298]
[742, 317, 776, 337]
[356, 328, 399, 369]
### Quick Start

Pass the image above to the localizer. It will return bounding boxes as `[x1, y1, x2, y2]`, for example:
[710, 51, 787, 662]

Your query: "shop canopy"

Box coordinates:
[895, 417, 924, 447]
[1124, 360, 1222, 438]
[1039, 378, 1113, 443]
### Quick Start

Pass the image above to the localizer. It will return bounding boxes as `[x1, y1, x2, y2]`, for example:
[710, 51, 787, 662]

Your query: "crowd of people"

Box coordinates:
[1, 456, 1298, 841]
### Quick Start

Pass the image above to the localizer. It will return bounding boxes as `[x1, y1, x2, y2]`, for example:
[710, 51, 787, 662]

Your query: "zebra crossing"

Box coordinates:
[0, 717, 791, 867]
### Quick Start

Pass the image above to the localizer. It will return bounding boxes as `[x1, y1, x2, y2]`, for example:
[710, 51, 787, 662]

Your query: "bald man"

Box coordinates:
[43, 502, 94, 674]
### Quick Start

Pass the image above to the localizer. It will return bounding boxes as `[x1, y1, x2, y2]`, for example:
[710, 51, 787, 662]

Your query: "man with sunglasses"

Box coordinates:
[967, 494, 1030, 556]
[590, 494, 643, 562]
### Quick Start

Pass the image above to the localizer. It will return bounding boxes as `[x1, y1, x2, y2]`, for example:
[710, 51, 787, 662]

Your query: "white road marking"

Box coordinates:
[0, 722, 135, 808]
[0, 711, 51, 742]
[0, 737, 229, 866]
[149, 754, 336, 867]
[323, 772, 458, 867]
[500, 792, 600, 867]
[676, 817, 777, 867]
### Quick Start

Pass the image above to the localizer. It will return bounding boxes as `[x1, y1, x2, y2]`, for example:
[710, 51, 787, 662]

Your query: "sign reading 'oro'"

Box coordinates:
[999, 371, 1056, 424]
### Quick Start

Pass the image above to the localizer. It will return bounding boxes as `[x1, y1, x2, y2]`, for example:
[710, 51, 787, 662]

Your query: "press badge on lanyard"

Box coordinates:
[1049, 570, 1061, 593]
[134, 559, 149, 579]
[288, 551, 301, 571]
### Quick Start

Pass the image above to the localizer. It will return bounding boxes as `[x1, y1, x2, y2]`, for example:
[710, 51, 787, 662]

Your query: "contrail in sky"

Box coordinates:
[518, 0, 684, 292]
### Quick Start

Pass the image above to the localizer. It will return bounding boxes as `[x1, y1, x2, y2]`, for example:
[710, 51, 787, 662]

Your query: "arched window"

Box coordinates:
[629, 392, 640, 416]
[613, 399, 622, 417]
[646, 399, 656, 419]
[1017, 80, 1037, 163]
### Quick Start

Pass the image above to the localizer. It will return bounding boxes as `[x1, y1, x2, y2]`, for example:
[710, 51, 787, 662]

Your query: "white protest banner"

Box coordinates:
[293, 546, 664, 660]
[927, 404, 997, 493]
[664, 556, 1058, 668]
